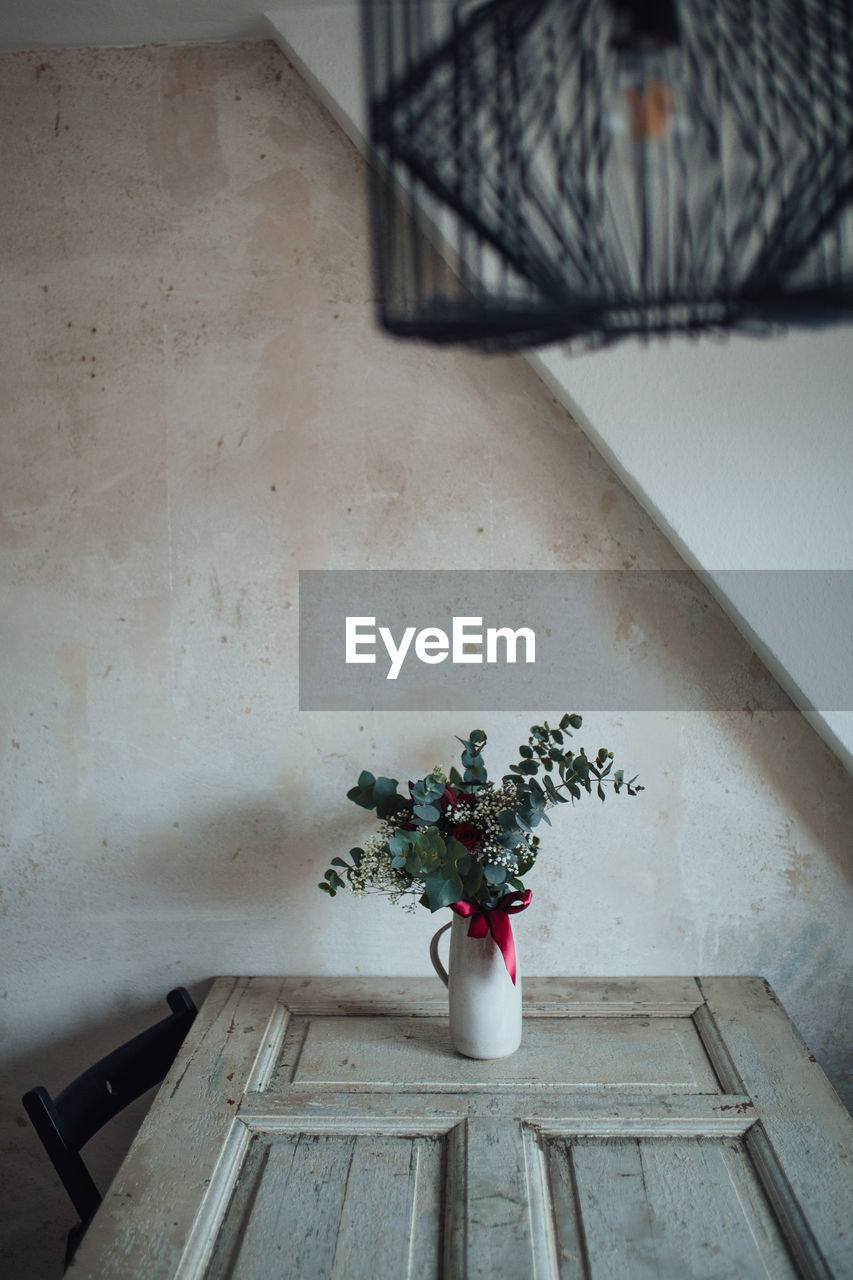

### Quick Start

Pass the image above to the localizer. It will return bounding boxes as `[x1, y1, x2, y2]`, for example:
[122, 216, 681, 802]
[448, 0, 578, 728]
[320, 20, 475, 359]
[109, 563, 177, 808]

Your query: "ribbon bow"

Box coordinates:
[450, 889, 532, 985]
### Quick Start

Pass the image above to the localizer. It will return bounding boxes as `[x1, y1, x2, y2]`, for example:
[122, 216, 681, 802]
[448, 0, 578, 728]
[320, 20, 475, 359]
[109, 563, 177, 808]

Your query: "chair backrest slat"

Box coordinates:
[22, 986, 197, 1256]
[55, 999, 195, 1149]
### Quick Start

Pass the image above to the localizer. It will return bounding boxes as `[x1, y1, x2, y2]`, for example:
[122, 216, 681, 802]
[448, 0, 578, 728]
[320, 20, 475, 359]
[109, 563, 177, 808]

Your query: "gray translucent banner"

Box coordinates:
[298, 570, 853, 712]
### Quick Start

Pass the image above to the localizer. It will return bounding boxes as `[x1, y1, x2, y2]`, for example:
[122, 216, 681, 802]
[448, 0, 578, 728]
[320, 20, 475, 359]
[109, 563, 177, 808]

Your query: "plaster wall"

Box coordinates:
[0, 43, 851, 1277]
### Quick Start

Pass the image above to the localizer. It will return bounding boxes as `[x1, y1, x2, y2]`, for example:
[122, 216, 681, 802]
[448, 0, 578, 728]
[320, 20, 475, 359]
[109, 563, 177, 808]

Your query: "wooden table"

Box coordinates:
[71, 976, 853, 1279]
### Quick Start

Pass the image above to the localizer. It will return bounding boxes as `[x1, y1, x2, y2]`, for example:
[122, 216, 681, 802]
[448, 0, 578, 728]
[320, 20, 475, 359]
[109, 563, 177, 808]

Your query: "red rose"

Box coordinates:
[442, 784, 459, 810]
[451, 822, 480, 851]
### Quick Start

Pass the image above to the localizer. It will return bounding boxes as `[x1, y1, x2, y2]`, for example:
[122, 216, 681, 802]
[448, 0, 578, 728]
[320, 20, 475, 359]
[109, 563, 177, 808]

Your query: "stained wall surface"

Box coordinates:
[1, 42, 851, 1278]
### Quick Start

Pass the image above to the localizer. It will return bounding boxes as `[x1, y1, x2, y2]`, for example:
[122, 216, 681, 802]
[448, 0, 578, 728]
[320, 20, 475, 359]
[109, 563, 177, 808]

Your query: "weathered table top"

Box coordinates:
[70, 976, 853, 1279]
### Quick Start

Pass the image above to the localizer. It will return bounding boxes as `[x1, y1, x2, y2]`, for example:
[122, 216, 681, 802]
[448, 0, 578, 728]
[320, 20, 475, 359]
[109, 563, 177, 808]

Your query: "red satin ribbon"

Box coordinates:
[450, 890, 532, 985]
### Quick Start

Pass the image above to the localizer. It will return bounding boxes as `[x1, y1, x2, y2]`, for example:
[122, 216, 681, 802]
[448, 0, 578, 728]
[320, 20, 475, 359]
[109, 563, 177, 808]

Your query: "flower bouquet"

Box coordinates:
[320, 713, 641, 917]
[320, 715, 641, 1057]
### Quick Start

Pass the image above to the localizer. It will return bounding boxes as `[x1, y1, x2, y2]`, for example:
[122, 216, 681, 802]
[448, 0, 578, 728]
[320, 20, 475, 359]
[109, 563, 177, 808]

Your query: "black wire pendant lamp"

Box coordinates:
[362, 0, 853, 350]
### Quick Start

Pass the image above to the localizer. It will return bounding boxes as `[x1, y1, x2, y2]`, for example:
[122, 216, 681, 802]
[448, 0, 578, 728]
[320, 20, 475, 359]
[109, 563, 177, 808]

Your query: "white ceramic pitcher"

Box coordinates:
[429, 912, 522, 1059]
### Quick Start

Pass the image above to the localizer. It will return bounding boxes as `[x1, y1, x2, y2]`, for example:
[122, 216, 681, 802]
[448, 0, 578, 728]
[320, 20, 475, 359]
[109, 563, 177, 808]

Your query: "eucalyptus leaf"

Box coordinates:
[376, 791, 407, 819]
[405, 849, 429, 877]
[498, 827, 524, 849]
[346, 779, 375, 808]
[461, 859, 483, 895]
[373, 775, 399, 797]
[419, 826, 447, 858]
[445, 836, 472, 866]
[423, 869, 463, 911]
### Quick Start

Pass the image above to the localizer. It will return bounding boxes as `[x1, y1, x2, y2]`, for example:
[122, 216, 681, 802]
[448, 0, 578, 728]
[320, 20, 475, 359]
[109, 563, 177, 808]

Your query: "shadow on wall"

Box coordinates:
[0, 793, 333, 1280]
[135, 798, 335, 921]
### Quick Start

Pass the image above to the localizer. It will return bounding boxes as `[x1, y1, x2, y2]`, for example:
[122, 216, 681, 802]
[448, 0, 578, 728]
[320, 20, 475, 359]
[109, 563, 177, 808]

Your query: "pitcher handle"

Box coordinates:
[429, 921, 452, 987]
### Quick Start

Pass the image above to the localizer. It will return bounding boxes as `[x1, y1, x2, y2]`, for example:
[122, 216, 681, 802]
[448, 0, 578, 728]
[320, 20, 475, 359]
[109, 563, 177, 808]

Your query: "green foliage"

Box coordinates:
[345, 771, 411, 820]
[317, 846, 365, 897]
[319, 716, 643, 912]
[508, 716, 643, 808]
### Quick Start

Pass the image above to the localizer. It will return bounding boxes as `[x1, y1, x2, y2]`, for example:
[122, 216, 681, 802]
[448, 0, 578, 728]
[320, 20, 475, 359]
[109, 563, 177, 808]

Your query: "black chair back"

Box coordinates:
[23, 987, 196, 1259]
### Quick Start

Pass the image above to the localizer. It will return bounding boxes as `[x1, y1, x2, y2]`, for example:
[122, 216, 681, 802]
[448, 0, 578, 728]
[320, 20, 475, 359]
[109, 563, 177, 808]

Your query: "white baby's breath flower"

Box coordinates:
[346, 830, 419, 902]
